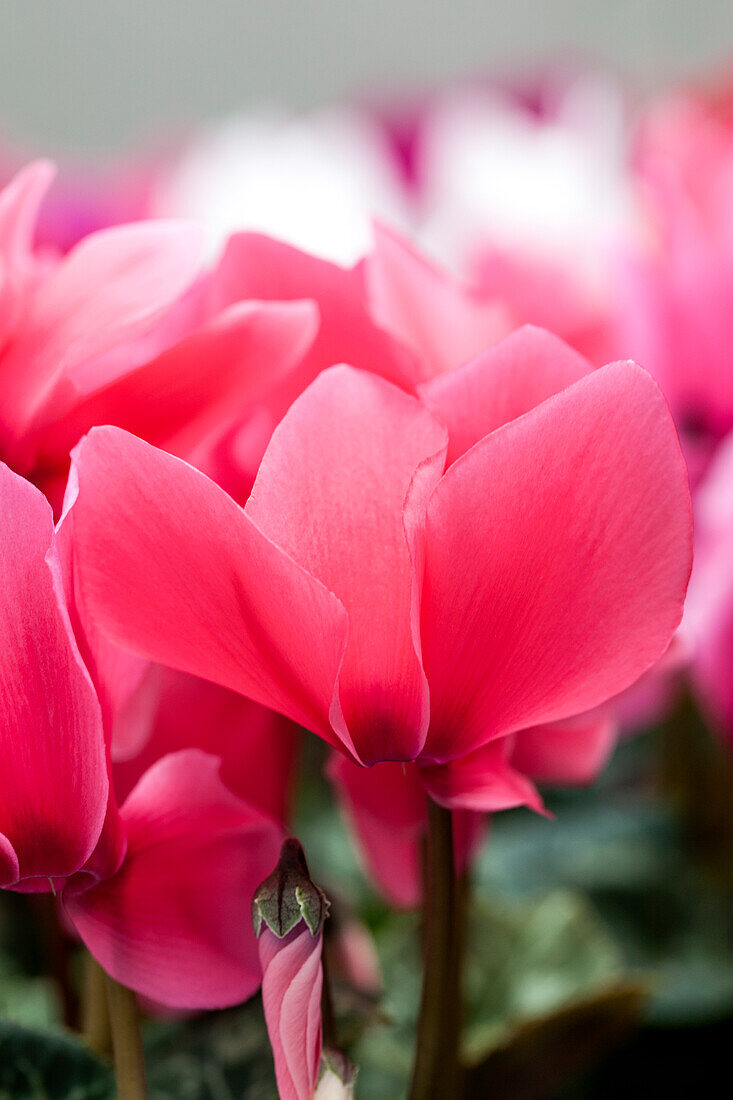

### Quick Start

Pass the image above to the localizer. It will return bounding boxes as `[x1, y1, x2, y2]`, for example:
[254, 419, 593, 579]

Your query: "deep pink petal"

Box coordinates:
[329, 757, 424, 909]
[113, 665, 300, 823]
[365, 222, 511, 381]
[56, 465, 151, 756]
[328, 755, 483, 907]
[247, 365, 447, 763]
[511, 714, 617, 786]
[70, 427, 353, 754]
[419, 325, 593, 464]
[419, 740, 545, 814]
[212, 231, 420, 394]
[33, 298, 318, 470]
[259, 925, 323, 1100]
[0, 463, 107, 885]
[0, 221, 203, 454]
[421, 361, 693, 762]
[66, 750, 282, 1008]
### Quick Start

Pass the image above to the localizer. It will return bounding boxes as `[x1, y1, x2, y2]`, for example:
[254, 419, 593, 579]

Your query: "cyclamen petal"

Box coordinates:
[421, 361, 692, 762]
[511, 714, 617, 786]
[419, 739, 545, 815]
[327, 756, 426, 908]
[0, 160, 55, 266]
[419, 324, 593, 465]
[328, 755, 484, 908]
[0, 463, 107, 885]
[366, 222, 511, 380]
[70, 426, 354, 756]
[32, 297, 319, 471]
[212, 231, 421, 396]
[247, 365, 448, 763]
[259, 925, 324, 1100]
[65, 750, 282, 1008]
[112, 665, 301, 823]
[0, 219, 203, 458]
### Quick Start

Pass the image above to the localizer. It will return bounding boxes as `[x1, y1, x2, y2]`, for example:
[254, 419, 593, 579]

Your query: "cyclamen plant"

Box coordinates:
[67, 331, 691, 1096]
[0, 148, 699, 1100]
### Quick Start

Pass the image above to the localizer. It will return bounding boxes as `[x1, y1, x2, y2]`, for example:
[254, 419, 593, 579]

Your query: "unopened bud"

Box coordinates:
[252, 837, 329, 939]
[315, 1050, 358, 1098]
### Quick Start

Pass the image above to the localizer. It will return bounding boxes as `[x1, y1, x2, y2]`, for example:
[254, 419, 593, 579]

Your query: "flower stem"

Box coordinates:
[104, 973, 147, 1100]
[82, 952, 111, 1057]
[408, 799, 463, 1100]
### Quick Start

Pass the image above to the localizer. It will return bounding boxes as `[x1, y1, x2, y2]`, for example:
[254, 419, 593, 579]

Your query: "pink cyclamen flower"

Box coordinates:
[69, 325, 692, 816]
[617, 87, 733, 473]
[0, 162, 318, 508]
[327, 706, 616, 908]
[412, 77, 634, 363]
[0, 461, 282, 1007]
[253, 839, 329, 1100]
[683, 429, 733, 741]
[201, 225, 512, 504]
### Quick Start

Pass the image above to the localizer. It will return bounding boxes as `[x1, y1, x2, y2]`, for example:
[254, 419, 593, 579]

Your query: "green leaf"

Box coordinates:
[0, 973, 61, 1030]
[143, 998, 277, 1100]
[352, 887, 633, 1099]
[0, 1022, 113, 1100]
[463, 890, 626, 1062]
[463, 981, 646, 1100]
[475, 732, 733, 1026]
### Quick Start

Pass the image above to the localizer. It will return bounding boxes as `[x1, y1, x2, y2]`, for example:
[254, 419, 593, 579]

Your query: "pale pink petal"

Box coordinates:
[419, 740, 545, 814]
[0, 160, 55, 261]
[0, 463, 107, 885]
[247, 365, 447, 763]
[66, 750, 282, 1008]
[0, 221, 203, 453]
[0, 162, 56, 356]
[421, 362, 693, 763]
[511, 714, 617, 786]
[365, 222, 511, 380]
[259, 925, 323, 1100]
[0, 834, 20, 890]
[419, 325, 592, 464]
[32, 298, 319, 470]
[70, 427, 353, 754]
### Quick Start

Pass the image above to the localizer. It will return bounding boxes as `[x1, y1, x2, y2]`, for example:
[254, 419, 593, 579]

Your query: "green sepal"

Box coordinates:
[252, 837, 329, 939]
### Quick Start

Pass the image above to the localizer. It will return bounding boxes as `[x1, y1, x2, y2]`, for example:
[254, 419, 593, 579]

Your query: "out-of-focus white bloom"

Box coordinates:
[417, 76, 636, 289]
[154, 107, 410, 265]
[313, 1059, 356, 1100]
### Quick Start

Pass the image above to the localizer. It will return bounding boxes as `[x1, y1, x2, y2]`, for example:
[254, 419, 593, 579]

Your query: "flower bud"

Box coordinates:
[254, 839, 330, 1100]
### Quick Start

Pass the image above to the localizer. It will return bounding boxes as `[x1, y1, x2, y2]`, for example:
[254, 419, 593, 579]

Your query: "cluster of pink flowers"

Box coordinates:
[3, 65, 733, 1097]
